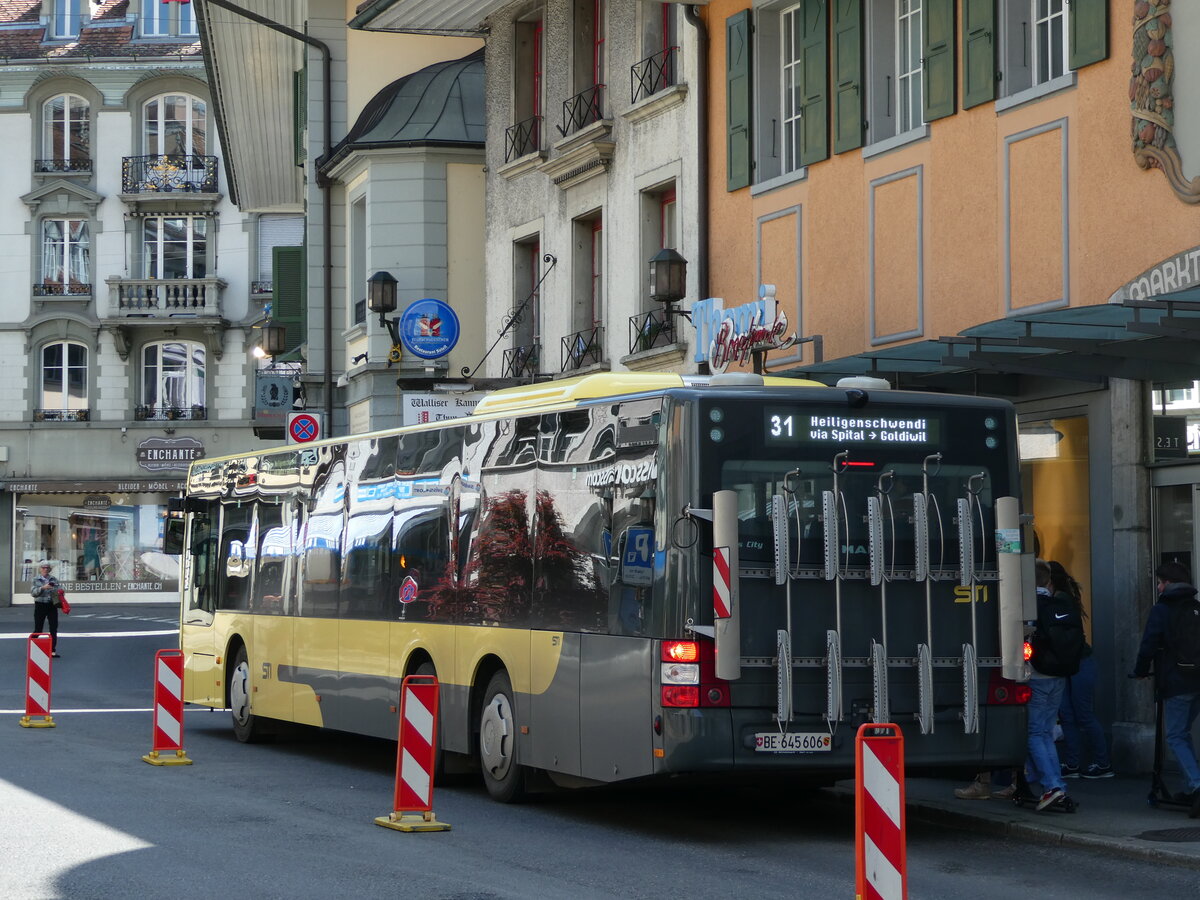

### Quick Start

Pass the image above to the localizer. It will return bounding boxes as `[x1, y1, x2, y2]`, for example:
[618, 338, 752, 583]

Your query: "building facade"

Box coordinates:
[0, 0, 283, 605]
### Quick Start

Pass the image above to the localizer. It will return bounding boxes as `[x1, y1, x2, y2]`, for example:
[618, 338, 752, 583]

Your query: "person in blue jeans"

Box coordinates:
[1134, 561, 1200, 816]
[1027, 560, 1071, 810]
[1050, 561, 1113, 779]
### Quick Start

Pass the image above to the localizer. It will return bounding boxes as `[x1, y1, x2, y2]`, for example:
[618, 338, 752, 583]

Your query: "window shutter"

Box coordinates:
[922, 0, 955, 122]
[1069, 0, 1107, 70]
[799, 0, 829, 166]
[293, 67, 307, 166]
[726, 10, 752, 191]
[832, 0, 862, 154]
[272, 245, 307, 353]
[961, 0, 994, 109]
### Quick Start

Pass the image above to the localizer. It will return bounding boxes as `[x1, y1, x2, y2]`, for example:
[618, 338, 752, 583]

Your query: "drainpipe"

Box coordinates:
[197, 0, 336, 435]
[683, 5, 709, 305]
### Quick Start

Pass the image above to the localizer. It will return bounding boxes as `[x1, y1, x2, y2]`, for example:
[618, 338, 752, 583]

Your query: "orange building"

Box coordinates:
[698, 0, 1200, 771]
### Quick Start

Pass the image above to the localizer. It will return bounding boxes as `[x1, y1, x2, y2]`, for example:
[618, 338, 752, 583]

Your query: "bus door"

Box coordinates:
[180, 499, 219, 705]
[251, 498, 296, 727]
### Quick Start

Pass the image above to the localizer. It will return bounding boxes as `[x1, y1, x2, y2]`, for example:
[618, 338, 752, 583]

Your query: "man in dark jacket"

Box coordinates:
[30, 561, 61, 658]
[1134, 561, 1200, 815]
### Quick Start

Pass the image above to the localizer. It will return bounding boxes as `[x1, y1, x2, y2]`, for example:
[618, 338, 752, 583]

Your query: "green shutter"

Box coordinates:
[961, 0, 994, 109]
[922, 0, 955, 122]
[726, 10, 752, 191]
[293, 67, 307, 166]
[272, 246, 307, 353]
[1069, 0, 1108, 70]
[832, 0, 862, 153]
[799, 0, 829, 166]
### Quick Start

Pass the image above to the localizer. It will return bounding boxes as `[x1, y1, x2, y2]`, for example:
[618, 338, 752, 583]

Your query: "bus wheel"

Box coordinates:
[230, 646, 269, 743]
[479, 670, 525, 802]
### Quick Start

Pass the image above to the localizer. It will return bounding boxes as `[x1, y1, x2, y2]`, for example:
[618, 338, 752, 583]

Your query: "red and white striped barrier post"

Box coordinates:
[19, 633, 55, 729]
[375, 674, 450, 832]
[142, 649, 193, 766]
[855, 723, 907, 900]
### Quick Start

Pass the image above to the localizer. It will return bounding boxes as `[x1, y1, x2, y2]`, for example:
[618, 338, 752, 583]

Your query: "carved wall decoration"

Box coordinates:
[1131, 1, 1200, 202]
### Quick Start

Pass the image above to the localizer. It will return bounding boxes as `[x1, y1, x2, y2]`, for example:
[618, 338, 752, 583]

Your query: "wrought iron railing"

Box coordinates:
[502, 344, 540, 379]
[122, 154, 218, 193]
[134, 405, 207, 421]
[505, 115, 542, 162]
[33, 283, 92, 296]
[34, 408, 90, 422]
[109, 278, 221, 317]
[34, 158, 93, 174]
[561, 326, 603, 372]
[631, 46, 678, 104]
[559, 85, 605, 137]
[628, 310, 677, 354]
[251, 280, 273, 295]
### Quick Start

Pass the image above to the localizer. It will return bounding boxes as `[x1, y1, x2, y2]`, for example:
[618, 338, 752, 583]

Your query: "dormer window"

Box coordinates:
[50, 0, 82, 40]
[143, 0, 198, 39]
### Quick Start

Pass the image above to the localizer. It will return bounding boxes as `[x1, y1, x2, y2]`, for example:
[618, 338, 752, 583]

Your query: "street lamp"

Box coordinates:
[366, 270, 404, 365]
[649, 248, 687, 305]
[253, 320, 288, 359]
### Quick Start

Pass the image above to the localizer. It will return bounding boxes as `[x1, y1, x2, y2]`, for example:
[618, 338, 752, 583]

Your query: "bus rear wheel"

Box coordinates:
[230, 645, 270, 743]
[479, 670, 525, 802]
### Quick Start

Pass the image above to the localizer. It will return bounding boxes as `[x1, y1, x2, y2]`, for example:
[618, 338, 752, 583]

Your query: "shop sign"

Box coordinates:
[402, 391, 485, 426]
[1110, 244, 1200, 302]
[255, 374, 295, 425]
[398, 298, 460, 360]
[690, 284, 798, 373]
[136, 437, 205, 471]
[1154, 416, 1189, 460]
[83, 494, 111, 509]
[4, 479, 184, 493]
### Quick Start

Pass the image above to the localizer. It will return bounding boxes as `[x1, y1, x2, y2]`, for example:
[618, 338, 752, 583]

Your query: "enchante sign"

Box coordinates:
[691, 284, 798, 373]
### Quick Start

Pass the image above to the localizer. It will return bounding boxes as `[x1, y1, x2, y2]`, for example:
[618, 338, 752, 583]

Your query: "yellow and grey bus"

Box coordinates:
[173, 372, 1029, 801]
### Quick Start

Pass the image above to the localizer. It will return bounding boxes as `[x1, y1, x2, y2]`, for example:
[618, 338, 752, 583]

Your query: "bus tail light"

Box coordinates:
[987, 669, 1031, 705]
[660, 640, 730, 708]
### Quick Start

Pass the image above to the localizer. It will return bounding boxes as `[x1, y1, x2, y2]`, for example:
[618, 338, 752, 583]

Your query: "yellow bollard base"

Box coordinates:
[142, 749, 194, 766]
[374, 811, 451, 832]
[19, 715, 55, 728]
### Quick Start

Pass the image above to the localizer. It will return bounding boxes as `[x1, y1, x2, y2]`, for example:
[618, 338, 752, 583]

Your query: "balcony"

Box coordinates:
[502, 344, 540, 379]
[34, 158, 93, 174]
[134, 405, 207, 422]
[631, 46, 678, 104]
[106, 278, 224, 320]
[122, 154, 218, 195]
[558, 85, 605, 138]
[34, 408, 90, 422]
[33, 283, 92, 297]
[561, 326, 604, 373]
[628, 310, 678, 355]
[251, 280, 273, 296]
[505, 115, 542, 163]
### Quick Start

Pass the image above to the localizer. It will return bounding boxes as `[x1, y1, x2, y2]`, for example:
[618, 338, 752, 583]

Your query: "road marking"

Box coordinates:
[0, 707, 211, 715]
[0, 629, 176, 639]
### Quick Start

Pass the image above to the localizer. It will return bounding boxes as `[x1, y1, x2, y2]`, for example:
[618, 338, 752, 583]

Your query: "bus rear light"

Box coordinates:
[662, 640, 700, 662]
[1023, 640, 1033, 662]
[661, 662, 699, 684]
[661, 685, 700, 707]
[987, 669, 1031, 705]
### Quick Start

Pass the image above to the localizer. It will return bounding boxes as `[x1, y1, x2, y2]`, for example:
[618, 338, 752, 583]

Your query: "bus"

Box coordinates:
[173, 372, 1030, 801]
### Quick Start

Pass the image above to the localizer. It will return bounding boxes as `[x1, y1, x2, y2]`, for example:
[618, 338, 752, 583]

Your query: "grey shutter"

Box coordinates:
[832, 0, 862, 153]
[1069, 0, 1108, 70]
[726, 10, 753, 191]
[922, 0, 955, 122]
[961, 0, 995, 109]
[799, 0, 829, 165]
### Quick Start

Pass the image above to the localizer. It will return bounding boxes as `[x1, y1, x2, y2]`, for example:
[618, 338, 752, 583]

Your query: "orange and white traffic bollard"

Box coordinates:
[855, 723, 907, 900]
[19, 633, 55, 728]
[375, 674, 450, 832]
[142, 649, 193, 765]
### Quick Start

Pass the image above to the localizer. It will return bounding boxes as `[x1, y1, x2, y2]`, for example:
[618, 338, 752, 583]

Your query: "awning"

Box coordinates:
[351, 0, 709, 35]
[782, 296, 1200, 394]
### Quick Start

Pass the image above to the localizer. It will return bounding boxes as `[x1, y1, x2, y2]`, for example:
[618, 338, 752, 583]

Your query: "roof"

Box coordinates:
[323, 48, 485, 170]
[0, 1, 201, 60]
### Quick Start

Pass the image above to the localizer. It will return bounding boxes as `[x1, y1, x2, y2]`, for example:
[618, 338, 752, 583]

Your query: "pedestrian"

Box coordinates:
[1025, 559, 1074, 810]
[30, 561, 61, 658]
[1051, 560, 1113, 780]
[1133, 561, 1200, 816]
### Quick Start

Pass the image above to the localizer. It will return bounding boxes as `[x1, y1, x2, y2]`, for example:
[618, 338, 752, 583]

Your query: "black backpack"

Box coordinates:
[1167, 597, 1200, 687]
[1031, 591, 1085, 677]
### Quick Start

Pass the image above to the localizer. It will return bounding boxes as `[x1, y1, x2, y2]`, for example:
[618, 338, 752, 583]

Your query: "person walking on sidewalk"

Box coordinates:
[1133, 561, 1200, 816]
[1026, 559, 1078, 811]
[30, 561, 61, 658]
[1051, 561, 1113, 780]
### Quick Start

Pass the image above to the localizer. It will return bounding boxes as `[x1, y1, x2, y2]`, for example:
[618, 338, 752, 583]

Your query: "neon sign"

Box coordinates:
[691, 285, 797, 373]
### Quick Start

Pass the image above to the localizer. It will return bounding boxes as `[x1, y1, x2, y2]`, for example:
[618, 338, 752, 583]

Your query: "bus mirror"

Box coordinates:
[163, 517, 185, 555]
[168, 496, 186, 514]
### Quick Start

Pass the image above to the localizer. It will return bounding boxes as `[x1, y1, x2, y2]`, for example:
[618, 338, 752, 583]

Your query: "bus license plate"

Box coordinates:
[755, 732, 832, 753]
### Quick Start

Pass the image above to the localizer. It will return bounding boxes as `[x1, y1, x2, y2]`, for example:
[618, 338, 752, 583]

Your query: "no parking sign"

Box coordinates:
[287, 412, 323, 445]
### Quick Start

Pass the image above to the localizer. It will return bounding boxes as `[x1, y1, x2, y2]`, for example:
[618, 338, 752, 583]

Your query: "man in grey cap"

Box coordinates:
[31, 561, 62, 657]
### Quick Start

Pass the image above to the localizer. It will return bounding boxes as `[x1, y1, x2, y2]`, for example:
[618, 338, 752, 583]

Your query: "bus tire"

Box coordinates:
[230, 645, 270, 743]
[479, 670, 525, 803]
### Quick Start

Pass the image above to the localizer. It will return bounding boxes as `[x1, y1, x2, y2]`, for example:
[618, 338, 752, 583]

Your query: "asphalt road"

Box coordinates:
[0, 605, 1196, 899]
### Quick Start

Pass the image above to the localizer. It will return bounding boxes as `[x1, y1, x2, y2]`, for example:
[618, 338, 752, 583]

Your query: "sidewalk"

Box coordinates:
[835, 773, 1200, 869]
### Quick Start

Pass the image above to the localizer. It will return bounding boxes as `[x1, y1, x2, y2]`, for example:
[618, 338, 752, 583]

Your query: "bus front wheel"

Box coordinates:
[479, 670, 525, 802]
[230, 646, 269, 743]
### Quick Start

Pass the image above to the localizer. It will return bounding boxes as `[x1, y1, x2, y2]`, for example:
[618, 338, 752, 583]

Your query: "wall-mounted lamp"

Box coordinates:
[367, 270, 404, 365]
[253, 320, 288, 359]
[649, 248, 689, 320]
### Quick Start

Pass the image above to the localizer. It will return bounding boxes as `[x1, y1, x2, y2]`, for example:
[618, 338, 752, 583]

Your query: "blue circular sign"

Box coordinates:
[399, 299, 460, 360]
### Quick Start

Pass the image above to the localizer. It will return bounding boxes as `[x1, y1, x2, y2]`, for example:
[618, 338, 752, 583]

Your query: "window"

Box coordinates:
[570, 214, 603, 333]
[1033, 0, 1068, 85]
[633, 2, 678, 101]
[50, 0, 82, 40]
[41, 94, 89, 169]
[895, 0, 923, 133]
[40, 341, 87, 416]
[143, 216, 207, 280]
[40, 219, 90, 293]
[639, 184, 677, 312]
[142, 0, 197, 38]
[565, 0, 605, 130]
[255, 214, 304, 295]
[780, 4, 804, 173]
[142, 341, 205, 413]
[511, 238, 541, 371]
[143, 94, 207, 157]
[349, 199, 367, 325]
[508, 17, 543, 160]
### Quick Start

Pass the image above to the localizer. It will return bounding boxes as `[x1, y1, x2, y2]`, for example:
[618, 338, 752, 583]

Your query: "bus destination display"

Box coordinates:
[765, 408, 941, 446]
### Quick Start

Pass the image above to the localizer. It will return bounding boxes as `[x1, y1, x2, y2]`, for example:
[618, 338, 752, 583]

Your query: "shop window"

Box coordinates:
[39, 340, 88, 420]
[141, 0, 198, 38]
[143, 215, 207, 280]
[41, 93, 90, 170]
[39, 219, 90, 294]
[140, 340, 205, 419]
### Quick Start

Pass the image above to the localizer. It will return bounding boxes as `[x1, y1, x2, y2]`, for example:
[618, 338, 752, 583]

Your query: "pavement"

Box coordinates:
[836, 773, 1200, 869]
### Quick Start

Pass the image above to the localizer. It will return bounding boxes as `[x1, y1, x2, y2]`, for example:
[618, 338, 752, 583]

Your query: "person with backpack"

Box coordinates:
[1051, 561, 1113, 780]
[1133, 561, 1200, 817]
[1024, 559, 1084, 810]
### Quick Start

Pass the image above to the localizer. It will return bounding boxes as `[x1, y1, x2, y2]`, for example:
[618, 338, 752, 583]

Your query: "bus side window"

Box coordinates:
[218, 503, 253, 611]
[187, 509, 218, 615]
